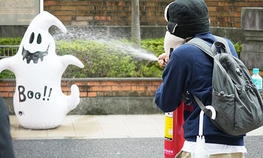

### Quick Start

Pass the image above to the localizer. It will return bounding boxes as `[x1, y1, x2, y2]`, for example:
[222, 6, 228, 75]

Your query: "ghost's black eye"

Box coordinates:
[29, 32, 34, 44]
[37, 34, 42, 44]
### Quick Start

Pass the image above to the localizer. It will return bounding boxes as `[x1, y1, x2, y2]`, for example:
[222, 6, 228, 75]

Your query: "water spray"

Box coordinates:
[53, 28, 159, 62]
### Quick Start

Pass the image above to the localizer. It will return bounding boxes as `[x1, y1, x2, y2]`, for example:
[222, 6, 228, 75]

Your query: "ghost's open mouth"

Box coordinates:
[22, 46, 49, 64]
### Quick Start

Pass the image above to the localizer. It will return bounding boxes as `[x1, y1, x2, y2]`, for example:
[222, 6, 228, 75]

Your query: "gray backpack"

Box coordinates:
[188, 36, 263, 136]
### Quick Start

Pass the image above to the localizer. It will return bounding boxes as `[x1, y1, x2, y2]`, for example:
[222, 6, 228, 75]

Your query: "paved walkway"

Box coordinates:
[10, 115, 263, 158]
[10, 114, 263, 140]
[10, 115, 165, 139]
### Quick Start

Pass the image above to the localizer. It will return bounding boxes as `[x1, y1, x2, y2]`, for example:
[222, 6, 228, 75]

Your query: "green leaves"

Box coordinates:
[0, 70, 15, 79]
[0, 37, 243, 78]
[233, 42, 242, 57]
[56, 39, 164, 78]
[0, 37, 22, 45]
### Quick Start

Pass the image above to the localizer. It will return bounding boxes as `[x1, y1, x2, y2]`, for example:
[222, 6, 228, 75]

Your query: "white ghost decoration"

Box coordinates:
[0, 11, 84, 129]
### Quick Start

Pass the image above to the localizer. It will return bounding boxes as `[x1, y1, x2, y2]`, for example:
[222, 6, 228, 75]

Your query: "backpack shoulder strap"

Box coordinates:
[187, 38, 215, 58]
[188, 36, 233, 58]
[213, 36, 232, 55]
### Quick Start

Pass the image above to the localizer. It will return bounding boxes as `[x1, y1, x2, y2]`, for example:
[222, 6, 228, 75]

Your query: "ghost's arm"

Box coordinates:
[60, 55, 84, 68]
[0, 57, 16, 73]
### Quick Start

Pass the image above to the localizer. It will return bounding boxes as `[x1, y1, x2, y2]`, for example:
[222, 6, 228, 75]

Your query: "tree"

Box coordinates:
[131, 0, 141, 46]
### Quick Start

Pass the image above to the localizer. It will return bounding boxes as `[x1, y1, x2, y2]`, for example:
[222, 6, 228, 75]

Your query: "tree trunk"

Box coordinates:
[131, 0, 141, 46]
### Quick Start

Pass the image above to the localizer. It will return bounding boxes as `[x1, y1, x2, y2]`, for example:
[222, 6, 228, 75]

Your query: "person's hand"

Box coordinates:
[158, 53, 169, 67]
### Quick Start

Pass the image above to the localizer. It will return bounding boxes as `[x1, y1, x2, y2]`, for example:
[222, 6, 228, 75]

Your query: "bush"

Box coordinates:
[0, 37, 243, 78]
[233, 42, 242, 57]
[57, 40, 136, 77]
[0, 38, 165, 78]
[0, 37, 22, 45]
[0, 38, 22, 79]
[56, 39, 163, 78]
[0, 70, 15, 79]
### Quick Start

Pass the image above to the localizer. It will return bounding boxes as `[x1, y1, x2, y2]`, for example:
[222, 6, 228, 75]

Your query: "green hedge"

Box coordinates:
[56, 39, 163, 78]
[0, 37, 22, 45]
[0, 37, 242, 78]
[233, 42, 242, 57]
[0, 38, 23, 78]
[0, 38, 164, 78]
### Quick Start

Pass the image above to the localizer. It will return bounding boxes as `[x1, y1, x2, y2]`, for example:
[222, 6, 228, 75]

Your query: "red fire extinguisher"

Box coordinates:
[164, 102, 185, 158]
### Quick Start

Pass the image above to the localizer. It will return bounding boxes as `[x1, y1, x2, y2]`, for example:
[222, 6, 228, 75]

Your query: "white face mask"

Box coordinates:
[164, 31, 185, 55]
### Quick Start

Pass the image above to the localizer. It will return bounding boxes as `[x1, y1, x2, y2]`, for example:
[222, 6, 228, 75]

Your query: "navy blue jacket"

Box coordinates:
[155, 32, 244, 146]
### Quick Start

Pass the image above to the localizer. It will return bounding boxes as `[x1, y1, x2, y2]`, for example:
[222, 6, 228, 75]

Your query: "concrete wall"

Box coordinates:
[240, 7, 263, 69]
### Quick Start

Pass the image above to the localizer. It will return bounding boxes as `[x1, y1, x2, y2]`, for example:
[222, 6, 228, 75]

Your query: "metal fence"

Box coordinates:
[0, 45, 19, 58]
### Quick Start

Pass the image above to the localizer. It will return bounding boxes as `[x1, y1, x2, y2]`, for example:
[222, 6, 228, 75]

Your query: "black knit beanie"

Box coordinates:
[165, 0, 210, 39]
